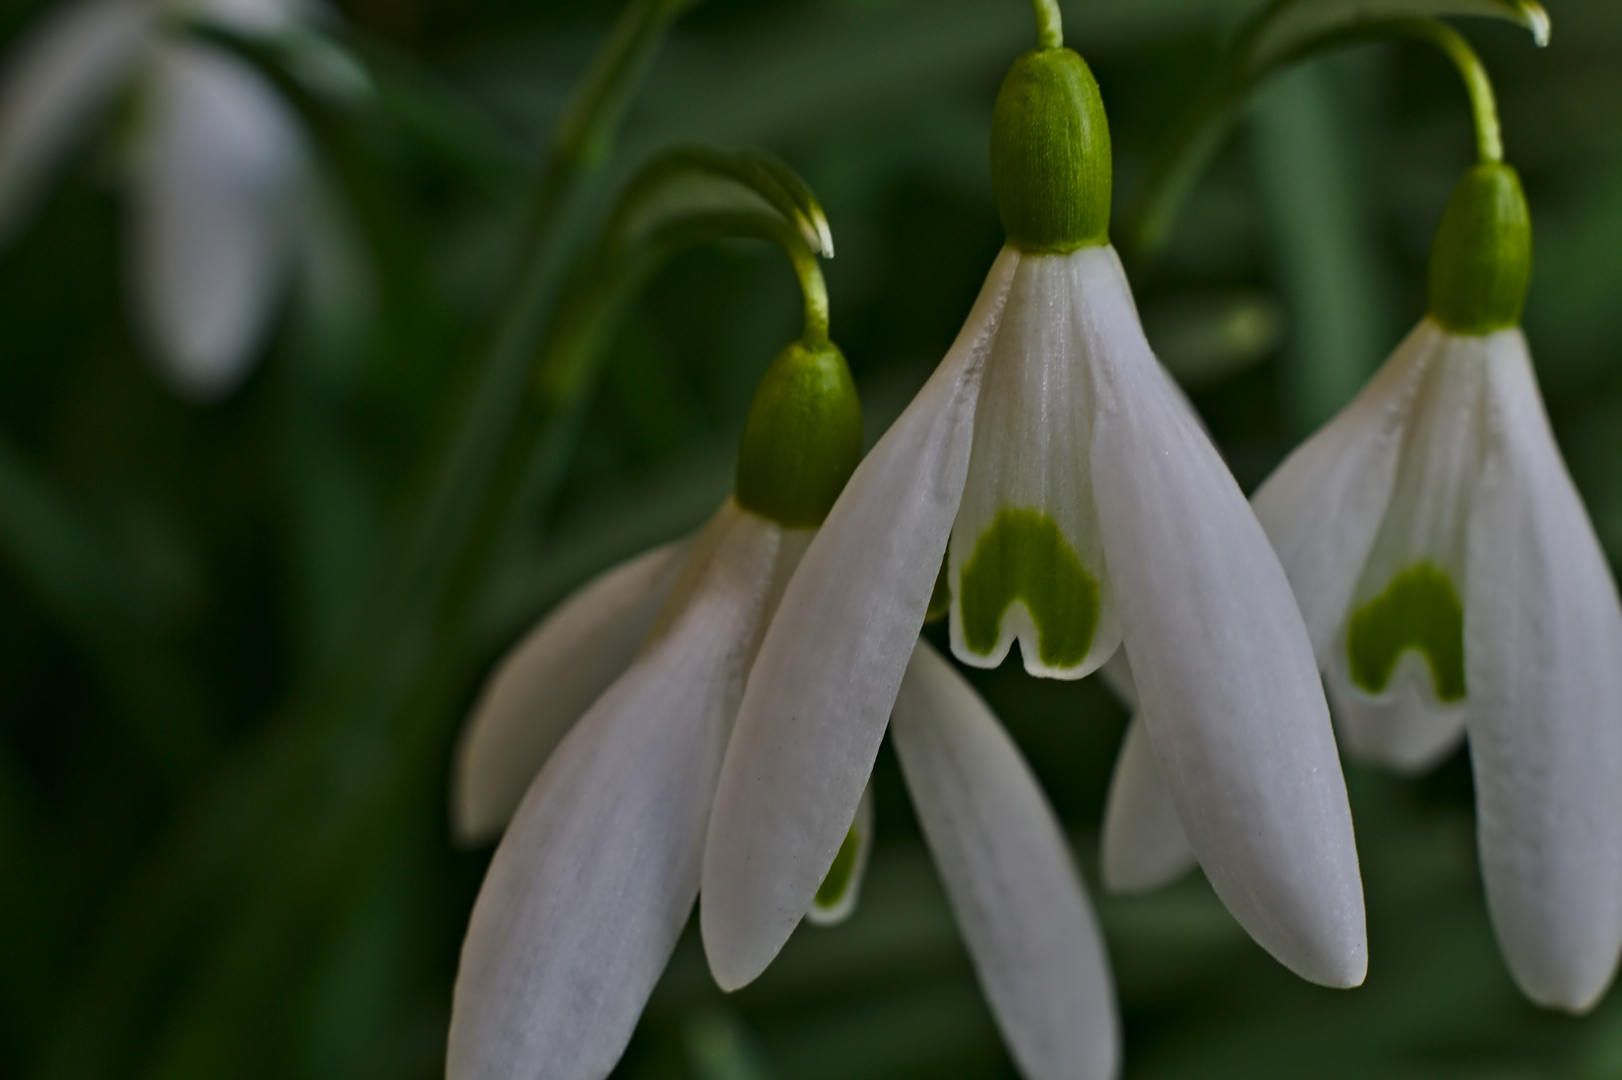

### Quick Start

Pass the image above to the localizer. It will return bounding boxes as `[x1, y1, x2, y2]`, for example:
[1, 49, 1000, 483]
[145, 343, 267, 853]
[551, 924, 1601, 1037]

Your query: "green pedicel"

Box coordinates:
[735, 338, 863, 528]
[1427, 163, 1531, 335]
[1346, 563, 1466, 702]
[990, 48, 1112, 254]
[814, 825, 861, 910]
[959, 508, 1100, 670]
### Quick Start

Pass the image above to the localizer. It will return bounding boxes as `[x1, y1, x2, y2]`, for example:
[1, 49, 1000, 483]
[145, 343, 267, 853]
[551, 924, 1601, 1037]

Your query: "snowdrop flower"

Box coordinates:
[0, 0, 312, 399]
[445, 334, 863, 1080]
[1254, 162, 1622, 1012]
[1101, 162, 1622, 1014]
[700, 25, 1366, 997]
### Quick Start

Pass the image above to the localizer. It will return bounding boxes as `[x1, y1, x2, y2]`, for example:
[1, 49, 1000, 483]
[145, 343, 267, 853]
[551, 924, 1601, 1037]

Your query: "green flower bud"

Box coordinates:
[990, 48, 1112, 254]
[735, 338, 863, 528]
[1428, 163, 1532, 335]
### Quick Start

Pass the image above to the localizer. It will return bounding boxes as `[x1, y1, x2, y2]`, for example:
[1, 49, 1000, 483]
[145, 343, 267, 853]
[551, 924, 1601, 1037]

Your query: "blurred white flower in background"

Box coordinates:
[0, 0, 321, 400]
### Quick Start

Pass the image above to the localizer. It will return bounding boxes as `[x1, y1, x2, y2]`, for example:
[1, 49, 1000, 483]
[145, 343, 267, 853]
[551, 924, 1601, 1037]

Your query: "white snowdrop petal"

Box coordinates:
[1102, 716, 1197, 894]
[1096, 648, 1137, 710]
[805, 778, 874, 927]
[1083, 245, 1367, 988]
[949, 252, 1122, 681]
[892, 641, 1119, 1080]
[1324, 654, 1466, 774]
[447, 504, 782, 1080]
[131, 45, 302, 400]
[1465, 330, 1622, 1014]
[450, 542, 688, 846]
[1251, 320, 1437, 655]
[700, 249, 1020, 992]
[0, 0, 147, 242]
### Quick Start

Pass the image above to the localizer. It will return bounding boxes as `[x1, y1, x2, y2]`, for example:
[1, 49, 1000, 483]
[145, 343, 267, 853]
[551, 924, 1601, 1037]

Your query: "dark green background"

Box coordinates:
[2, 0, 1620, 1076]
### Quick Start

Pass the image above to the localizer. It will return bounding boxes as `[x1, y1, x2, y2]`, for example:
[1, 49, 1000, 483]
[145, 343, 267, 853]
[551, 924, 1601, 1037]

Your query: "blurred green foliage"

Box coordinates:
[1, 0, 1620, 1077]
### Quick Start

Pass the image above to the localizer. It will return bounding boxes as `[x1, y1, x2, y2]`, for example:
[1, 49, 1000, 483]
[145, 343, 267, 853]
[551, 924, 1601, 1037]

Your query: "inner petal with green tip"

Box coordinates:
[813, 824, 861, 911]
[957, 507, 1101, 670]
[1345, 563, 1466, 702]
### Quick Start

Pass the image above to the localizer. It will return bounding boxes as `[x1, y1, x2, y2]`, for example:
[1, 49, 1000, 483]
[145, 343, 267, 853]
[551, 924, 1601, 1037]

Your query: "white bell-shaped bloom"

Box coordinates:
[700, 237, 1367, 994]
[1107, 161, 1622, 1012]
[893, 639, 1119, 1080]
[447, 499, 813, 1080]
[0, 0, 311, 399]
[1250, 161, 1622, 1013]
[1250, 319, 1622, 1012]
[449, 331, 866, 1079]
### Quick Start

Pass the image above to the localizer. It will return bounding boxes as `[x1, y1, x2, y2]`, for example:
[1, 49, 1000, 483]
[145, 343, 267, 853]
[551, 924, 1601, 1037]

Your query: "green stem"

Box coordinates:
[449, 212, 830, 648]
[788, 238, 830, 343]
[384, 0, 690, 645]
[1383, 19, 1502, 163]
[1031, 0, 1063, 49]
[1124, 13, 1506, 264]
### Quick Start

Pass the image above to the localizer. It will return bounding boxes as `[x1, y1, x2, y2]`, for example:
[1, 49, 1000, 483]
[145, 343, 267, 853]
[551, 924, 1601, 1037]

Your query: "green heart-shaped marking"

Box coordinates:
[1346, 563, 1466, 702]
[958, 508, 1100, 670]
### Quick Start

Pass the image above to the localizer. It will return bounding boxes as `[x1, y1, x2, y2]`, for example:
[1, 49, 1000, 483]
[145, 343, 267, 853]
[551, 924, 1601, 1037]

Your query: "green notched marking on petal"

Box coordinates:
[814, 825, 860, 910]
[1346, 563, 1466, 701]
[959, 508, 1099, 669]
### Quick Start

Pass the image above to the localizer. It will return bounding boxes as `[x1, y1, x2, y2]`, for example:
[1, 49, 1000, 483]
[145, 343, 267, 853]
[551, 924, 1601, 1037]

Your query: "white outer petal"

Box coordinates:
[447, 504, 782, 1080]
[450, 542, 688, 847]
[1324, 653, 1466, 773]
[1083, 244, 1367, 988]
[0, 0, 148, 243]
[1096, 648, 1137, 710]
[1465, 330, 1622, 1014]
[129, 44, 302, 400]
[892, 640, 1119, 1080]
[700, 249, 1020, 991]
[1102, 716, 1197, 894]
[1251, 319, 1437, 656]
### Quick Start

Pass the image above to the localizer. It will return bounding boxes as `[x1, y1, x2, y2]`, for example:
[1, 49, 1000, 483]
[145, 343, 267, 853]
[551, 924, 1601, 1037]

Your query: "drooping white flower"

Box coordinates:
[700, 43, 1366, 995]
[1254, 162, 1622, 1012]
[0, 0, 313, 399]
[1103, 163, 1622, 1014]
[446, 337, 862, 1080]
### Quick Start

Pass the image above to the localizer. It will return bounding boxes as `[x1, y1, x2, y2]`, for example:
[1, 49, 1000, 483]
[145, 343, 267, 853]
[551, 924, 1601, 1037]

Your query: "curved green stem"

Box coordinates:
[787, 238, 830, 343]
[1124, 12, 1509, 264]
[1031, 0, 1063, 49]
[1385, 19, 1501, 162]
[387, 0, 690, 638]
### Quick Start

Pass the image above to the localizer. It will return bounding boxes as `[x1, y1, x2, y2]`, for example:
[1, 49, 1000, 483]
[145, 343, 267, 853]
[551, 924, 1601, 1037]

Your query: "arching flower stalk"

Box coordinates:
[700, 0, 1367, 1002]
[1103, 21, 1622, 1015]
[0, 0, 322, 399]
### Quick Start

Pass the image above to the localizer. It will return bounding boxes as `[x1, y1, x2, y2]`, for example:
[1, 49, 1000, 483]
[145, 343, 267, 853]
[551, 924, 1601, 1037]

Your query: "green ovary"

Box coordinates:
[814, 825, 860, 909]
[958, 508, 1100, 670]
[1346, 563, 1466, 702]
